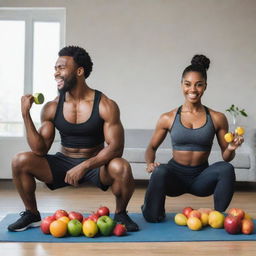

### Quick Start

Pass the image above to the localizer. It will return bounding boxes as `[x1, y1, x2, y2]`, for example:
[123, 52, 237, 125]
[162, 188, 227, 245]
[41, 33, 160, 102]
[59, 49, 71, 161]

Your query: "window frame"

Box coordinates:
[0, 7, 66, 139]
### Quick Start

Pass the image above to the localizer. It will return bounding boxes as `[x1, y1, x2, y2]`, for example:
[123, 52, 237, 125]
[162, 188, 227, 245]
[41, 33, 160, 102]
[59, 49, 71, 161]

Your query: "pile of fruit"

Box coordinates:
[174, 207, 254, 235]
[40, 206, 126, 238]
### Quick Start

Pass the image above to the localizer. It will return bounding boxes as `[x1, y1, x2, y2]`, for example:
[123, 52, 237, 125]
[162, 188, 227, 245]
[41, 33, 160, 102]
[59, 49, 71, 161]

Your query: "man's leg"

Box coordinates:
[8, 151, 53, 231]
[99, 157, 138, 231]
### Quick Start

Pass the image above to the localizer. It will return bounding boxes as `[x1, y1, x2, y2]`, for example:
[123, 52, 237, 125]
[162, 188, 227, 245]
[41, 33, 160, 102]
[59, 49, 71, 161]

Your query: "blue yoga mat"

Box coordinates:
[0, 213, 255, 243]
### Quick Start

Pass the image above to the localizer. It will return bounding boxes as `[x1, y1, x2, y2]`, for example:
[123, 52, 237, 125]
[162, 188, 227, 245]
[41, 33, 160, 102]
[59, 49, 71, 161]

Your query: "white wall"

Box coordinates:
[0, 0, 256, 177]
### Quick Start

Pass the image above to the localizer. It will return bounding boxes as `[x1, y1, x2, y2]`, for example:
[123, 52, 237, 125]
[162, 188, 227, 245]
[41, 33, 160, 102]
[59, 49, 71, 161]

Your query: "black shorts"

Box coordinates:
[44, 152, 109, 191]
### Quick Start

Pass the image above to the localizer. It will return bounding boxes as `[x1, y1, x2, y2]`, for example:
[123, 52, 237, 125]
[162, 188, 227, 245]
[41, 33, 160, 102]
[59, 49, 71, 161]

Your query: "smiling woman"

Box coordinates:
[141, 54, 245, 223]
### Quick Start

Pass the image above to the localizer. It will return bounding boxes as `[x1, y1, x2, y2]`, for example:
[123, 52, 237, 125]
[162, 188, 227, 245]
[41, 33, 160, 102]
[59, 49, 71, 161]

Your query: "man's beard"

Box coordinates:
[58, 74, 77, 93]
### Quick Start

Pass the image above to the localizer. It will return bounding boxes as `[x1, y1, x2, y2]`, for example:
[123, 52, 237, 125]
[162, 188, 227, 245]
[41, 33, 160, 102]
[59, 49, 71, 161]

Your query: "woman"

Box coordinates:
[141, 55, 244, 222]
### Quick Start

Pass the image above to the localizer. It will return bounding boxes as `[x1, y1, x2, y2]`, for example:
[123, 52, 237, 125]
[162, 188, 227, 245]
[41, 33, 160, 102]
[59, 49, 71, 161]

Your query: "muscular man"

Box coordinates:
[8, 46, 138, 232]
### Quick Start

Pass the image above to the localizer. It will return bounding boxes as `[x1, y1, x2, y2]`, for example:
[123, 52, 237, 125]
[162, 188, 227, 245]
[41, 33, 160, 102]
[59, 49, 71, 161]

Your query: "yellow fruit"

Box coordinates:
[33, 93, 44, 104]
[208, 211, 225, 228]
[83, 219, 98, 237]
[235, 126, 245, 136]
[244, 212, 252, 220]
[58, 216, 70, 224]
[174, 213, 187, 226]
[187, 217, 202, 231]
[200, 212, 209, 226]
[224, 132, 234, 143]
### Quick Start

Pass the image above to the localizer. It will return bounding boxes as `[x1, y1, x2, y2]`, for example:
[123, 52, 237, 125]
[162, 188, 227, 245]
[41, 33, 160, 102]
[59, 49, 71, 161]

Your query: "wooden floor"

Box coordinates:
[0, 180, 256, 255]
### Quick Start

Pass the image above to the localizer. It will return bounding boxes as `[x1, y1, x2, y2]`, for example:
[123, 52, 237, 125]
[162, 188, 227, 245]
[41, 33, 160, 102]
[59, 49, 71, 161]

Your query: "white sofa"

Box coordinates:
[123, 129, 256, 182]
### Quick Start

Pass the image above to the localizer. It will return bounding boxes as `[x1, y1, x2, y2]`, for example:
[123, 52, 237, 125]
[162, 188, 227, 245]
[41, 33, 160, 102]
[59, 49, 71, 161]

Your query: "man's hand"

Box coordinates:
[21, 94, 34, 117]
[146, 162, 160, 173]
[64, 166, 86, 187]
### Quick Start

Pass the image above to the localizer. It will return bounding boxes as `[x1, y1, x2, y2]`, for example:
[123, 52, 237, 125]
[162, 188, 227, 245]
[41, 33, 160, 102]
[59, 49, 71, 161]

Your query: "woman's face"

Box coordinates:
[181, 71, 207, 104]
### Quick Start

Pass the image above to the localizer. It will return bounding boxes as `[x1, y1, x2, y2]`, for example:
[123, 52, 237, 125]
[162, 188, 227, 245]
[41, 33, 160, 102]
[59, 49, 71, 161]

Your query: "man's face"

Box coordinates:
[54, 56, 78, 93]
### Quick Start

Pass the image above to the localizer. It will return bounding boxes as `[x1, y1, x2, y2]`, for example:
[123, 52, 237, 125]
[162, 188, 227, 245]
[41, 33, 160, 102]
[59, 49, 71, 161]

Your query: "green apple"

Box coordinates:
[67, 219, 82, 236]
[33, 93, 44, 104]
[97, 216, 116, 236]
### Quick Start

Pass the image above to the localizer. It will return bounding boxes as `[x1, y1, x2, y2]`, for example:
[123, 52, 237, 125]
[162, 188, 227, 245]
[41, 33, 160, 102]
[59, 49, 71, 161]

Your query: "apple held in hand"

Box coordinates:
[68, 211, 83, 222]
[113, 224, 127, 236]
[41, 215, 56, 234]
[182, 207, 193, 218]
[241, 219, 254, 235]
[54, 209, 68, 219]
[67, 219, 83, 236]
[228, 208, 245, 220]
[224, 215, 242, 234]
[97, 216, 116, 236]
[97, 206, 110, 217]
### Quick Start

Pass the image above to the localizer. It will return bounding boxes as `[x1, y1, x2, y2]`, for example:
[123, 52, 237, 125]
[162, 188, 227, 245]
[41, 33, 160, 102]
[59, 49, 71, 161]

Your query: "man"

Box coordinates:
[8, 46, 139, 232]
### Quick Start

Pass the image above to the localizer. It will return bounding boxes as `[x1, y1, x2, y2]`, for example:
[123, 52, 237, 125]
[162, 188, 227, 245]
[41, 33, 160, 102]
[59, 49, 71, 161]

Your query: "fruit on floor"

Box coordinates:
[49, 220, 67, 238]
[208, 211, 225, 228]
[83, 219, 98, 238]
[174, 213, 187, 226]
[187, 217, 202, 231]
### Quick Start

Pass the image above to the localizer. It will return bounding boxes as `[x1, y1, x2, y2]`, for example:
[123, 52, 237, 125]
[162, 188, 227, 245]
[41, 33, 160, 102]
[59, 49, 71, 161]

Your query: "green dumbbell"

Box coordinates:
[33, 93, 45, 104]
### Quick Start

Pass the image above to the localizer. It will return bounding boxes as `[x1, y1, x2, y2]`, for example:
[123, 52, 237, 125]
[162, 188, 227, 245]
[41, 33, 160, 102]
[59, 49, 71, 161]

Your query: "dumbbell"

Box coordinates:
[33, 93, 45, 104]
[224, 127, 245, 143]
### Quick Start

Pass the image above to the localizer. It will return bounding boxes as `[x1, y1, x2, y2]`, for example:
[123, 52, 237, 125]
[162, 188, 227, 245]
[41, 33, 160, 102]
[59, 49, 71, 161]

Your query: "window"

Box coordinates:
[0, 8, 65, 137]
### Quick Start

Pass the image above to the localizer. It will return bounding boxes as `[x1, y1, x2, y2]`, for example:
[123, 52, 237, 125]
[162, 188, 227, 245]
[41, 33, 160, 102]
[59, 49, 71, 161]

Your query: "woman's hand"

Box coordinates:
[146, 162, 160, 173]
[227, 134, 244, 151]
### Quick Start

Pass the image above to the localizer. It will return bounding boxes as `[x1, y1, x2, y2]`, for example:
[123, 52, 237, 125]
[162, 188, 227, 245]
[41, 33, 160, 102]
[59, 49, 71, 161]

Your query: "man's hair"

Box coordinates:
[58, 46, 93, 79]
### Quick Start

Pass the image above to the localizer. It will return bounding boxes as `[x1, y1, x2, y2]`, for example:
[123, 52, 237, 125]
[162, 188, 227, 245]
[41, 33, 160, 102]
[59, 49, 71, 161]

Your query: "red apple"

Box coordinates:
[40, 215, 56, 234]
[224, 215, 242, 234]
[53, 209, 68, 219]
[88, 212, 100, 222]
[182, 207, 193, 218]
[227, 208, 245, 220]
[113, 223, 127, 236]
[97, 206, 110, 216]
[241, 219, 254, 235]
[68, 211, 83, 222]
[82, 217, 89, 224]
[188, 210, 201, 219]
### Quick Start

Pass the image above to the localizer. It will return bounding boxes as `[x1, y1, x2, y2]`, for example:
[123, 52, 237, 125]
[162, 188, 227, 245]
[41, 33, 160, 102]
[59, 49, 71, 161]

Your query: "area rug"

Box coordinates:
[0, 213, 255, 243]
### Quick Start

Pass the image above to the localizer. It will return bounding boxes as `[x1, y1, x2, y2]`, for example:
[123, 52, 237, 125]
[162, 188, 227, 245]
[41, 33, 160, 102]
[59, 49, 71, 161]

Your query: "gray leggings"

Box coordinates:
[142, 159, 235, 222]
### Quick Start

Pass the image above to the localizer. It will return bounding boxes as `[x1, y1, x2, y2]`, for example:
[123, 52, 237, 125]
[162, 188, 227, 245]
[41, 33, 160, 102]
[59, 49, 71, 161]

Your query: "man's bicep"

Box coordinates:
[104, 119, 124, 148]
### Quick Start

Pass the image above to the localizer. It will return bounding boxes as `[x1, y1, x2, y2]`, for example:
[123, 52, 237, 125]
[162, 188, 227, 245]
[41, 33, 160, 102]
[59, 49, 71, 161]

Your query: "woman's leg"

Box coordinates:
[189, 161, 235, 211]
[142, 164, 186, 222]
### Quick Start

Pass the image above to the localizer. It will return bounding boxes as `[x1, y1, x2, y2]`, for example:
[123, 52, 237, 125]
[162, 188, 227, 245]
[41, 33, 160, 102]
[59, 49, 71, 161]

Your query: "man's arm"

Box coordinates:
[21, 95, 56, 156]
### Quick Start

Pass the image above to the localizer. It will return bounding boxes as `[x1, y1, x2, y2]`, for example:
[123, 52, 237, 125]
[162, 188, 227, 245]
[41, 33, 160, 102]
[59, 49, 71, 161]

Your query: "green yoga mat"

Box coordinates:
[0, 213, 255, 242]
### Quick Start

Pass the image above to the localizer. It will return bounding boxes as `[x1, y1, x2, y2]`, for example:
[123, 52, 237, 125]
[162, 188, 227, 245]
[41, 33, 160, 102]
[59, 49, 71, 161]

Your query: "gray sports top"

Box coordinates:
[169, 106, 215, 151]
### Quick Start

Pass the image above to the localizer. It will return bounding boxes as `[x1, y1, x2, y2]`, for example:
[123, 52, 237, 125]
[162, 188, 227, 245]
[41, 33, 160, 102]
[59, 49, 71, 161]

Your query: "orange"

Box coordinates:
[49, 220, 67, 238]
[174, 213, 187, 226]
[83, 219, 98, 237]
[187, 217, 202, 231]
[208, 211, 225, 228]
[244, 212, 252, 220]
[224, 132, 234, 143]
[235, 126, 245, 136]
[58, 216, 70, 224]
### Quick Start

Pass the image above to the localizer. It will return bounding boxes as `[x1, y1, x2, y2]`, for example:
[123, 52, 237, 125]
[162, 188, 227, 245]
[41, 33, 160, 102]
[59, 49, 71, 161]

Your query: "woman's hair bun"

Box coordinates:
[191, 55, 210, 70]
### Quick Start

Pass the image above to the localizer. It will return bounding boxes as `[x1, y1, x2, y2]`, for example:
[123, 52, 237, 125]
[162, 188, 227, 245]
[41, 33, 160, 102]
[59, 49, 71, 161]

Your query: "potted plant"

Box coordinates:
[226, 104, 248, 126]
